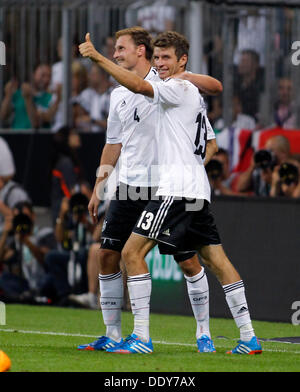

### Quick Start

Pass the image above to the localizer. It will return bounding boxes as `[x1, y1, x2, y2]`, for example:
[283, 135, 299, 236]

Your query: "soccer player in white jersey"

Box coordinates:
[79, 30, 263, 355]
[77, 27, 223, 354]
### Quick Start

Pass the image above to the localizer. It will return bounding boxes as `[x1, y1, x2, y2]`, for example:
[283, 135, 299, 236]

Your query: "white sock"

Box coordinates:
[127, 273, 151, 343]
[223, 280, 255, 342]
[99, 271, 123, 342]
[185, 268, 211, 339]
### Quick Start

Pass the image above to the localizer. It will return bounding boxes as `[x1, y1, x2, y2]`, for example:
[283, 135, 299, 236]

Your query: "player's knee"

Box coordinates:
[88, 242, 100, 257]
[200, 254, 225, 281]
[121, 245, 133, 264]
[98, 248, 120, 273]
[200, 255, 212, 269]
[179, 258, 201, 277]
[121, 245, 139, 267]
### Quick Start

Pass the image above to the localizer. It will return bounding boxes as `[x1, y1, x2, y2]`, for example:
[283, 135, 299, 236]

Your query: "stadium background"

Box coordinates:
[0, 0, 299, 324]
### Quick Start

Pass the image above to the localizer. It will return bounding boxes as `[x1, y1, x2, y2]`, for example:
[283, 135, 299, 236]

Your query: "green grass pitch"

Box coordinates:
[0, 304, 300, 372]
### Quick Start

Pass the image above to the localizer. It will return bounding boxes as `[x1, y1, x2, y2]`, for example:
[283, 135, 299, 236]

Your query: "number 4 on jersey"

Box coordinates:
[134, 108, 140, 122]
[194, 112, 207, 159]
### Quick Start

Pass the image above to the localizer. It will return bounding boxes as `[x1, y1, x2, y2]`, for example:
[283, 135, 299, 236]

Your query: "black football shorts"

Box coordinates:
[132, 196, 221, 254]
[100, 183, 196, 262]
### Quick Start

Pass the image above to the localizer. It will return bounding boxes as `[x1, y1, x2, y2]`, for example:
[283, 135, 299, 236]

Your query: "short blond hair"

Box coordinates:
[115, 26, 153, 61]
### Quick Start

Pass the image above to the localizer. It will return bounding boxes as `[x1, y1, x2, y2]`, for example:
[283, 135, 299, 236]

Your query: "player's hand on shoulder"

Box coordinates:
[170, 71, 188, 80]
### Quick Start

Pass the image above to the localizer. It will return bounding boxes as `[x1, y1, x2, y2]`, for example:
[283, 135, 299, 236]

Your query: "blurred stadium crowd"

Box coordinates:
[0, 0, 300, 307]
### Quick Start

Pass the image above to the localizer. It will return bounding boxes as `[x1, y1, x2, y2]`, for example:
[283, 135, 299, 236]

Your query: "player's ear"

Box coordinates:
[137, 44, 146, 58]
[179, 54, 188, 69]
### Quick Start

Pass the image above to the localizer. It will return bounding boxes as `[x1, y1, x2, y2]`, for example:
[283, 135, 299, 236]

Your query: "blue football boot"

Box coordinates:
[197, 335, 216, 353]
[227, 336, 262, 355]
[106, 334, 153, 354]
[77, 336, 123, 351]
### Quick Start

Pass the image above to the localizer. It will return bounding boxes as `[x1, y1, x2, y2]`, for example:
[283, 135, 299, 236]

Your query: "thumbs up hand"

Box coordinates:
[85, 33, 92, 43]
[79, 33, 99, 62]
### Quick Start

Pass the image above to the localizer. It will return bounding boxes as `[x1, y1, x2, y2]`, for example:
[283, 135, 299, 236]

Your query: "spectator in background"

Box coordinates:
[67, 242, 100, 309]
[265, 134, 293, 164]
[51, 61, 88, 132]
[206, 148, 242, 196]
[233, 9, 266, 67]
[270, 162, 300, 198]
[50, 37, 84, 92]
[236, 135, 293, 196]
[0, 64, 60, 130]
[216, 95, 256, 171]
[70, 62, 89, 128]
[0, 137, 30, 233]
[134, 0, 176, 36]
[68, 200, 108, 309]
[33, 64, 62, 129]
[74, 65, 113, 133]
[101, 36, 118, 88]
[102, 36, 115, 62]
[45, 191, 95, 302]
[233, 49, 264, 121]
[273, 78, 296, 129]
[275, 8, 294, 77]
[50, 126, 83, 224]
[208, 96, 224, 134]
[0, 78, 37, 129]
[50, 37, 65, 92]
[0, 201, 57, 302]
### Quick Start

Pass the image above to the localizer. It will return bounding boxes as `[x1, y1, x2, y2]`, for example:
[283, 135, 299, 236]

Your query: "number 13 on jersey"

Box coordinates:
[194, 112, 207, 159]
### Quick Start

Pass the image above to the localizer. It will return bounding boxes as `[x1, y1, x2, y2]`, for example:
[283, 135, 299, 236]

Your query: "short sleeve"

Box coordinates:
[106, 92, 122, 144]
[7, 187, 31, 209]
[146, 79, 185, 107]
[206, 117, 216, 140]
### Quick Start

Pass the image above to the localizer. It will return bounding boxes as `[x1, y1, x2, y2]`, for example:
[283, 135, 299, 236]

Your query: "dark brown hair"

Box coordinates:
[153, 31, 189, 61]
[115, 26, 153, 61]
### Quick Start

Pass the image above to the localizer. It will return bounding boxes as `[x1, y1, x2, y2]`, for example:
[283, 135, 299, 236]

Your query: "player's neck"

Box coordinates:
[131, 60, 152, 79]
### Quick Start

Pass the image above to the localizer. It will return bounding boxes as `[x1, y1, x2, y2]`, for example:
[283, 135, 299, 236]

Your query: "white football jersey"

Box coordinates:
[147, 78, 216, 201]
[106, 67, 160, 187]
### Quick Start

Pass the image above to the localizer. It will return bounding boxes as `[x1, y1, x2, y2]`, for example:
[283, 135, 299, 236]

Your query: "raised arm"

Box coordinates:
[179, 72, 223, 96]
[79, 33, 154, 98]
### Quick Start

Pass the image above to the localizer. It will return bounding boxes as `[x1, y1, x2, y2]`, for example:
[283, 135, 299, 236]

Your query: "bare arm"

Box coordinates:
[94, 142, 122, 191]
[38, 85, 62, 125]
[21, 83, 38, 128]
[0, 80, 18, 121]
[292, 182, 300, 198]
[0, 95, 12, 121]
[236, 160, 255, 192]
[55, 197, 70, 243]
[0, 224, 11, 263]
[0, 205, 13, 262]
[79, 34, 154, 98]
[204, 139, 218, 166]
[21, 236, 47, 265]
[89, 142, 122, 223]
[178, 72, 223, 96]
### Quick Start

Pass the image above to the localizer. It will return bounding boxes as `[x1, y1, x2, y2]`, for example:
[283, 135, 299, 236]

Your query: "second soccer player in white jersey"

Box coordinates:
[79, 30, 262, 355]
[77, 27, 223, 354]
